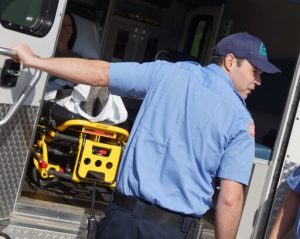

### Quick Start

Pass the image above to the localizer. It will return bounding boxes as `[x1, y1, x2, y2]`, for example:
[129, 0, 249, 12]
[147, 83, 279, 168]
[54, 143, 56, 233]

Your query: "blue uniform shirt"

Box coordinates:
[109, 61, 255, 216]
[287, 166, 300, 238]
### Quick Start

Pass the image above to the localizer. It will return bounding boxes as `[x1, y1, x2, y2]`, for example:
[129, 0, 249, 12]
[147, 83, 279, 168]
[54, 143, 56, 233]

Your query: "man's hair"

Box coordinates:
[211, 55, 245, 67]
[65, 12, 77, 50]
[211, 55, 225, 66]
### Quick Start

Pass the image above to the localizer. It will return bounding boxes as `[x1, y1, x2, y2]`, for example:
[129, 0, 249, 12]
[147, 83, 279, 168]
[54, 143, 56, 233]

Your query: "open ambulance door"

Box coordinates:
[256, 54, 300, 239]
[0, 0, 67, 233]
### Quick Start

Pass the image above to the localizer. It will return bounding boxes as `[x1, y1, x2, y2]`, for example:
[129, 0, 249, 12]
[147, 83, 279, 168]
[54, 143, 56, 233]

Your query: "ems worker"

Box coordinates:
[269, 166, 300, 238]
[13, 32, 281, 239]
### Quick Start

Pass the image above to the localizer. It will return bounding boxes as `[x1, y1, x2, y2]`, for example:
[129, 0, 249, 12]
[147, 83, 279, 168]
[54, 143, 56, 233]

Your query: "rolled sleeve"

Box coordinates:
[218, 128, 255, 185]
[109, 61, 160, 99]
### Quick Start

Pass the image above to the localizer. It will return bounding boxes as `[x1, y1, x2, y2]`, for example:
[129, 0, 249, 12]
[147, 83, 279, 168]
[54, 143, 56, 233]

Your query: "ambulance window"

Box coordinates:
[143, 37, 158, 62]
[0, 0, 58, 37]
[113, 30, 129, 60]
[184, 15, 213, 63]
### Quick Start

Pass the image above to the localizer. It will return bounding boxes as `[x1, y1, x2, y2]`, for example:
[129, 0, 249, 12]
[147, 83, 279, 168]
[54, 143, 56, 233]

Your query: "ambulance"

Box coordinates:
[0, 0, 299, 238]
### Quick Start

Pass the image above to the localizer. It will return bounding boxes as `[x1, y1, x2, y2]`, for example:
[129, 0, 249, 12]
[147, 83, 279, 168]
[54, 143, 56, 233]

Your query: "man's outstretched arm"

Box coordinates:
[12, 43, 109, 87]
[215, 178, 245, 239]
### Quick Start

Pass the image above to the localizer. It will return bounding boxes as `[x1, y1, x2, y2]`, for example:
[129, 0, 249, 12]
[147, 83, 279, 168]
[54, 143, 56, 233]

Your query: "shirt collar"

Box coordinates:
[206, 64, 246, 106]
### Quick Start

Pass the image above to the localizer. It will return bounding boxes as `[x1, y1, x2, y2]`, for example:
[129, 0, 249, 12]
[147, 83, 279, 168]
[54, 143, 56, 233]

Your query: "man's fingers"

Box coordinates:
[11, 55, 20, 62]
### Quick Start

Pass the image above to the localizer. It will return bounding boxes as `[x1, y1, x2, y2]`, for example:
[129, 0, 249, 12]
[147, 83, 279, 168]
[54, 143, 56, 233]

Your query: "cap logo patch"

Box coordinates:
[248, 122, 255, 138]
[259, 43, 267, 57]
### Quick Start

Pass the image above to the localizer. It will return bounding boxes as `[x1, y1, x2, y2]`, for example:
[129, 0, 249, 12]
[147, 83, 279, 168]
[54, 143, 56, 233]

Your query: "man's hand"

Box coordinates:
[215, 178, 245, 239]
[12, 43, 37, 68]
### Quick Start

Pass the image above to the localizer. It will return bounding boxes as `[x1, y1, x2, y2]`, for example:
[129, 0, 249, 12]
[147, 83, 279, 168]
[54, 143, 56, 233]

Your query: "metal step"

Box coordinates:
[1, 224, 81, 239]
[0, 202, 89, 239]
[13, 202, 88, 229]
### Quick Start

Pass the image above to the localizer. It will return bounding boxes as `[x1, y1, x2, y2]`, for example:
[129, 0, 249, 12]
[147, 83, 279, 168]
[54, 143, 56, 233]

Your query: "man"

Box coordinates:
[269, 166, 300, 238]
[13, 32, 280, 239]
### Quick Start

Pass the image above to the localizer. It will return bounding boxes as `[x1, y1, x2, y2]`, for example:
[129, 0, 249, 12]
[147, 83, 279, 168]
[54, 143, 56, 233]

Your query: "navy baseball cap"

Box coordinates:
[213, 32, 281, 74]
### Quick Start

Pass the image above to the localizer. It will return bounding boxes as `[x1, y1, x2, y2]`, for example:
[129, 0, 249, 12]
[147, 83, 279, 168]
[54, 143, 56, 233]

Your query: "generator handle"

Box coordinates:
[0, 46, 42, 126]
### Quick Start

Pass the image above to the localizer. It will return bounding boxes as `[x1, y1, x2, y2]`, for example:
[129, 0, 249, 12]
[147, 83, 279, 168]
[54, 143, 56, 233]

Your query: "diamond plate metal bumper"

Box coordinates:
[0, 104, 39, 220]
[1, 224, 81, 239]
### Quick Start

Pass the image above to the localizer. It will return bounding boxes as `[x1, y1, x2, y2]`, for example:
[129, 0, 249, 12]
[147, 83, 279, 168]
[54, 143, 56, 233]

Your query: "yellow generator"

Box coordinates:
[30, 103, 129, 188]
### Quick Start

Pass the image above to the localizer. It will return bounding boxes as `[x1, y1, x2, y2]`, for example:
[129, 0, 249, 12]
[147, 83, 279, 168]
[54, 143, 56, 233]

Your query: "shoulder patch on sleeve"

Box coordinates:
[248, 122, 255, 138]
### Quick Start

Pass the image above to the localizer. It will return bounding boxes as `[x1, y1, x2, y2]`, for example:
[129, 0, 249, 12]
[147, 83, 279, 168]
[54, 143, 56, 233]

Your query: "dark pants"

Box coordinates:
[97, 201, 192, 239]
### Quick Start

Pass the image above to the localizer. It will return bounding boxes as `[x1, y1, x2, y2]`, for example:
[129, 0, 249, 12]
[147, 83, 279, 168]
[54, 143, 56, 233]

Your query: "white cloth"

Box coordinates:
[55, 84, 128, 124]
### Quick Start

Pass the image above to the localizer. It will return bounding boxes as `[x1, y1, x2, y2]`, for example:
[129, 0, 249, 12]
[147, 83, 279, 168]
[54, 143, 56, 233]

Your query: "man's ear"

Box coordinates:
[223, 54, 235, 72]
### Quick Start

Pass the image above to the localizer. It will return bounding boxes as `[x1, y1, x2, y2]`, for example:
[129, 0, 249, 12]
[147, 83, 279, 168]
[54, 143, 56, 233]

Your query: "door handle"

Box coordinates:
[0, 46, 41, 126]
[1, 59, 21, 87]
[0, 47, 17, 57]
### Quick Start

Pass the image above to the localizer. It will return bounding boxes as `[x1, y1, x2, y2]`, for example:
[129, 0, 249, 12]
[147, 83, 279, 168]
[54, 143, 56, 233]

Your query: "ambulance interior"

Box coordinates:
[6, 0, 300, 237]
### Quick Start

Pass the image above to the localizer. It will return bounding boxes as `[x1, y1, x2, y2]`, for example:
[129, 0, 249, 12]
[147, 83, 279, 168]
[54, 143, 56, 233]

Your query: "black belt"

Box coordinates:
[112, 191, 197, 231]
